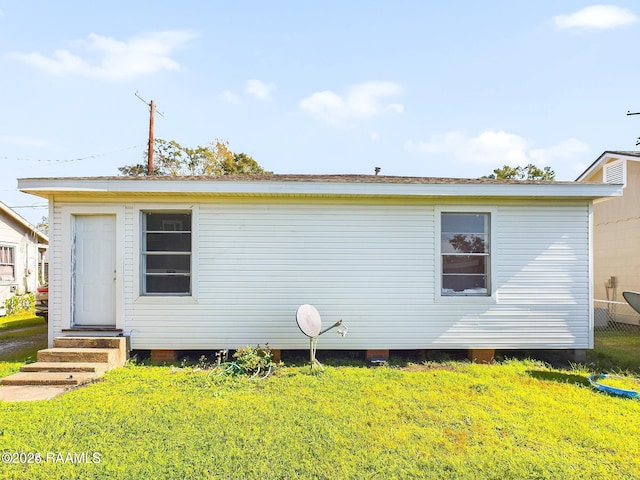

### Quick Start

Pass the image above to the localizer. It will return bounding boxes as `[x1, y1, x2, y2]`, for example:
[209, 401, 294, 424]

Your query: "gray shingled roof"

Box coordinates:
[576, 150, 640, 181]
[19, 174, 582, 185]
[604, 151, 640, 157]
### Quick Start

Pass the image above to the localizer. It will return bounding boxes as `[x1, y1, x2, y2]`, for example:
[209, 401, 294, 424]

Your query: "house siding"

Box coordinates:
[0, 210, 44, 314]
[39, 196, 592, 351]
[591, 160, 640, 302]
[49, 203, 63, 345]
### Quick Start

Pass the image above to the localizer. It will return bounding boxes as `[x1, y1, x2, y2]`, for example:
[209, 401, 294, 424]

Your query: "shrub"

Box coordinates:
[4, 293, 35, 316]
[233, 344, 275, 376]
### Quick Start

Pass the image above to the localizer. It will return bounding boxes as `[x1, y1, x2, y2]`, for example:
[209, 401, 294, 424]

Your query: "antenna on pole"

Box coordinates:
[135, 91, 164, 175]
[627, 110, 640, 145]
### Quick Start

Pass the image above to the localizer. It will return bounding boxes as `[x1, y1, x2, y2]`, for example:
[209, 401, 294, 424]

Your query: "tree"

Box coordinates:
[35, 216, 48, 236]
[484, 164, 555, 181]
[118, 139, 270, 176]
[220, 152, 269, 175]
[448, 233, 486, 253]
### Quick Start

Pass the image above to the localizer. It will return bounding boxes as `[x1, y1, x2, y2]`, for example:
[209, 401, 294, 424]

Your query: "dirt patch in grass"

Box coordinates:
[0, 323, 47, 362]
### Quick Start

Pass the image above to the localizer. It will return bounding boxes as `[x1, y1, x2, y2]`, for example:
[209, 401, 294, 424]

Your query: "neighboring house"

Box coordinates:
[18, 175, 620, 359]
[576, 151, 640, 324]
[0, 201, 48, 316]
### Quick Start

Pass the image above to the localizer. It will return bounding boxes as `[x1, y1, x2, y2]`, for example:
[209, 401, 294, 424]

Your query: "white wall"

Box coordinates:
[0, 214, 42, 314]
[51, 197, 592, 350]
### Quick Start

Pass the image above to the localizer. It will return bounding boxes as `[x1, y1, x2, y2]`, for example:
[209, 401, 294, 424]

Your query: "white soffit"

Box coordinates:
[17, 176, 622, 200]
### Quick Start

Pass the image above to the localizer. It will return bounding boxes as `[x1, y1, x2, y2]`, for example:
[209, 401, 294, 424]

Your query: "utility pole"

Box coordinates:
[136, 92, 163, 175]
[148, 100, 155, 174]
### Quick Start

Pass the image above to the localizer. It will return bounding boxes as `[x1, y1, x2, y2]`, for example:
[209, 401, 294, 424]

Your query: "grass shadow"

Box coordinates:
[527, 370, 590, 387]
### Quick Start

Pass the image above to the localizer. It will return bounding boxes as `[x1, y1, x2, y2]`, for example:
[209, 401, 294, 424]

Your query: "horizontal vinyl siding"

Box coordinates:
[121, 198, 592, 350]
[49, 204, 63, 346]
[127, 201, 434, 349]
[123, 205, 135, 317]
[0, 215, 42, 309]
[466, 204, 590, 348]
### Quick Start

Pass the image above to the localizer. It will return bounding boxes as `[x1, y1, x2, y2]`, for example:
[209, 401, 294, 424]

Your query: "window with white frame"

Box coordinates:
[441, 212, 490, 296]
[141, 211, 192, 295]
[0, 245, 15, 282]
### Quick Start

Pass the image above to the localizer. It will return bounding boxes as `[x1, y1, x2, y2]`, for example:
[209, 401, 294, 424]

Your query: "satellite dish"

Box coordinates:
[296, 304, 322, 337]
[623, 291, 640, 315]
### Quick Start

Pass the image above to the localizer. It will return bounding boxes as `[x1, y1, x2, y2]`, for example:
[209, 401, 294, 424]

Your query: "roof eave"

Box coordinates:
[576, 151, 640, 181]
[0, 201, 49, 243]
[18, 177, 623, 201]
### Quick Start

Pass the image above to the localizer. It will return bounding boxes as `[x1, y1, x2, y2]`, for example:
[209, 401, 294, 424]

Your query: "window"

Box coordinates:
[441, 213, 490, 296]
[142, 211, 192, 295]
[0, 245, 15, 282]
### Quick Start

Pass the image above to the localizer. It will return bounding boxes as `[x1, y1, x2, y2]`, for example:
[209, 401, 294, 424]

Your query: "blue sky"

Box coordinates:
[1, 1, 639, 224]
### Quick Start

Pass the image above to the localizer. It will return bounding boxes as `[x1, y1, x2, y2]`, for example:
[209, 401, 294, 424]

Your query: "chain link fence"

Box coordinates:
[592, 299, 640, 371]
[594, 299, 640, 333]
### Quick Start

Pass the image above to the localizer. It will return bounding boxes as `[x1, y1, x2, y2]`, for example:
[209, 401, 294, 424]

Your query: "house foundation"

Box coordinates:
[468, 349, 495, 364]
[270, 349, 281, 363]
[366, 349, 389, 362]
[151, 350, 177, 363]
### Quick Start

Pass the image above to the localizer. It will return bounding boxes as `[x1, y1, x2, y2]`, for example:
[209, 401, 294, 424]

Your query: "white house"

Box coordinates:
[0, 201, 48, 316]
[18, 174, 620, 360]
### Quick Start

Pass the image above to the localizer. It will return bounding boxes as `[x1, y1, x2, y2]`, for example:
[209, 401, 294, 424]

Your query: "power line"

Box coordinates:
[8, 204, 49, 209]
[1, 144, 146, 164]
[627, 110, 640, 146]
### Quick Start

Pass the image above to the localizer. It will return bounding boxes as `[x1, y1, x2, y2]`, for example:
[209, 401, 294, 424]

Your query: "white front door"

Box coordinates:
[73, 215, 116, 326]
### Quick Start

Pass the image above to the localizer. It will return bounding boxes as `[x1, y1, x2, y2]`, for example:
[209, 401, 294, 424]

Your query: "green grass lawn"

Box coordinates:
[0, 313, 45, 331]
[1, 360, 639, 479]
[591, 330, 640, 372]
[0, 314, 47, 363]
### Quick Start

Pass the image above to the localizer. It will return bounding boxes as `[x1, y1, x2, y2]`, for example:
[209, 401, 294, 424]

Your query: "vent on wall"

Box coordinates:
[603, 160, 625, 185]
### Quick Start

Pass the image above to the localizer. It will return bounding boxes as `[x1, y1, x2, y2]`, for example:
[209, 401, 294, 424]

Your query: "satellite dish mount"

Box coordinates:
[296, 304, 347, 370]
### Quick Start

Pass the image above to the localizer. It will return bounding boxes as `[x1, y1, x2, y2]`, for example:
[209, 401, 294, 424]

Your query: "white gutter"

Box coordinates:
[18, 177, 623, 200]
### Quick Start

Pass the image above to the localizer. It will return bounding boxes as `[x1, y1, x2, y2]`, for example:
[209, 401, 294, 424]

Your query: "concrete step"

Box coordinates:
[20, 362, 108, 374]
[0, 386, 68, 402]
[53, 336, 124, 349]
[52, 336, 128, 368]
[0, 336, 129, 400]
[0, 371, 99, 387]
[37, 347, 118, 367]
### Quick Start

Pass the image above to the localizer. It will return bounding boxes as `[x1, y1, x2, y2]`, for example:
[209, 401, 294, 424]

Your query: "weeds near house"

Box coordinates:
[202, 344, 276, 379]
[1, 359, 640, 479]
[231, 344, 275, 375]
[3, 293, 35, 316]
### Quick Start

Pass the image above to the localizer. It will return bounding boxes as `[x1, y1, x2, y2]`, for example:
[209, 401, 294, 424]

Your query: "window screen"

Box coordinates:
[441, 213, 490, 296]
[141, 212, 192, 295]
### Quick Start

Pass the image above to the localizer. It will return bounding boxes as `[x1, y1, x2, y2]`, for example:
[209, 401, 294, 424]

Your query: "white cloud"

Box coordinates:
[9, 30, 196, 81]
[529, 138, 590, 164]
[299, 81, 403, 127]
[244, 79, 277, 101]
[405, 130, 589, 168]
[222, 89, 241, 103]
[553, 5, 637, 31]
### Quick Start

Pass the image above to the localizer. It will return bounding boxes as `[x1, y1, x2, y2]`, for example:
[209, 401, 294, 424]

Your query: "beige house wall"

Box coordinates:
[591, 160, 640, 301]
